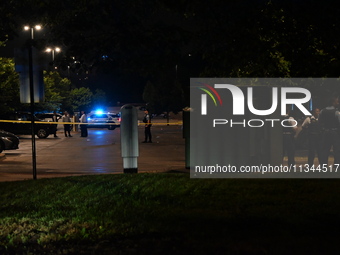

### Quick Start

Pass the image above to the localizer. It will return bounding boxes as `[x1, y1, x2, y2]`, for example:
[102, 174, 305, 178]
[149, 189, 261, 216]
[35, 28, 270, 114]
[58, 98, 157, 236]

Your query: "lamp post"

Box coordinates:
[24, 24, 41, 180]
[24, 25, 41, 39]
[45, 47, 61, 65]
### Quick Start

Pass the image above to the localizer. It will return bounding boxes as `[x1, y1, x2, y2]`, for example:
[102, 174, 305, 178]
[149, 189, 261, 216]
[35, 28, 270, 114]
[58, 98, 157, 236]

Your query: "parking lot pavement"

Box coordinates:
[0, 122, 188, 182]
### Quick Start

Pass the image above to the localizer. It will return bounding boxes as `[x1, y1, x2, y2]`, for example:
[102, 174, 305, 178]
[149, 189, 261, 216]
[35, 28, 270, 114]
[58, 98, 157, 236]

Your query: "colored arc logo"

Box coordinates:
[198, 84, 223, 106]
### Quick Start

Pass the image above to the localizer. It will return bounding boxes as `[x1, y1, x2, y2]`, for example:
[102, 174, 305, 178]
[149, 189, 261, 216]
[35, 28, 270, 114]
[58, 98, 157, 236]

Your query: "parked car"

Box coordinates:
[87, 113, 117, 130]
[0, 130, 20, 153]
[0, 112, 56, 138]
[36, 113, 62, 122]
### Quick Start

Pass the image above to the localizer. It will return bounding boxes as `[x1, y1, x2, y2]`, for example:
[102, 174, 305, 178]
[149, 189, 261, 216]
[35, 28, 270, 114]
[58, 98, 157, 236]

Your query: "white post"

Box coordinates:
[120, 104, 139, 173]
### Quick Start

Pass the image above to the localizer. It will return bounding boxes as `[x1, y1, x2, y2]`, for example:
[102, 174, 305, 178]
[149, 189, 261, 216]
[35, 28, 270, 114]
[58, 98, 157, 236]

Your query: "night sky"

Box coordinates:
[2, 0, 340, 106]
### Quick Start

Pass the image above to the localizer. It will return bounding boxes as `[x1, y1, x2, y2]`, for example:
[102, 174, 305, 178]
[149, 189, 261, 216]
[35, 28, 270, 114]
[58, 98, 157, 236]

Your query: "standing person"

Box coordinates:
[301, 108, 321, 167]
[79, 110, 88, 137]
[52, 111, 59, 138]
[62, 111, 72, 137]
[318, 94, 340, 165]
[282, 106, 297, 167]
[142, 109, 152, 143]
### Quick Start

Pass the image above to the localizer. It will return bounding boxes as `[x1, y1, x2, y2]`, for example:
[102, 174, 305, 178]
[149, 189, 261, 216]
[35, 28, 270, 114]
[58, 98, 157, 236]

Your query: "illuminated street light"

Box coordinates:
[24, 24, 42, 39]
[45, 47, 61, 62]
[24, 24, 42, 180]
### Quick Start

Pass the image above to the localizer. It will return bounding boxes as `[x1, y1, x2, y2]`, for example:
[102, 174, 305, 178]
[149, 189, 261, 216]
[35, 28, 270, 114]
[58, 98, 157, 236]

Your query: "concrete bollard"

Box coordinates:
[120, 104, 139, 173]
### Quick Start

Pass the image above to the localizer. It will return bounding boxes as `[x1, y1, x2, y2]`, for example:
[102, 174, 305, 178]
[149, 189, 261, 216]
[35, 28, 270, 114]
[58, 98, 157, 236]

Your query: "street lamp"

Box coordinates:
[24, 24, 42, 180]
[24, 25, 41, 40]
[45, 47, 61, 62]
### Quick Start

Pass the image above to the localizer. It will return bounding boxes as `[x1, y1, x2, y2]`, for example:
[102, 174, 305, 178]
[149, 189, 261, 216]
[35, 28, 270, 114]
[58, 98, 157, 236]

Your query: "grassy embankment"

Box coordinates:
[1, 173, 340, 254]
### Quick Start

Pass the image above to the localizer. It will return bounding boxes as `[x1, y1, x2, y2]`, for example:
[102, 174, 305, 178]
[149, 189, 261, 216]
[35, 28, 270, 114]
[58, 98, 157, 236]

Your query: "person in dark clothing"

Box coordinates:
[302, 108, 321, 167]
[52, 111, 59, 138]
[142, 110, 152, 143]
[282, 107, 297, 167]
[318, 95, 340, 165]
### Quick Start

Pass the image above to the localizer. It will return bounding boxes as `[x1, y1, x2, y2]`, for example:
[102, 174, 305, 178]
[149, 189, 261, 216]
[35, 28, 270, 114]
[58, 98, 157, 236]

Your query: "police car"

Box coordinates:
[87, 111, 119, 130]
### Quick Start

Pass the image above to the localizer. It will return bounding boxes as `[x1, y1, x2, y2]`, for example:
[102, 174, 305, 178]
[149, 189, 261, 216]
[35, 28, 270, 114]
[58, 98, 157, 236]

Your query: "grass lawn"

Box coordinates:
[1, 173, 340, 254]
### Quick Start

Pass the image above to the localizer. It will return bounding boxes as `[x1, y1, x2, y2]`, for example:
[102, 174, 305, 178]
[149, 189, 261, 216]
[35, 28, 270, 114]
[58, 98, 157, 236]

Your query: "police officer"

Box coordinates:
[318, 94, 340, 165]
[302, 108, 321, 167]
[282, 106, 297, 167]
[142, 109, 152, 143]
[79, 110, 88, 137]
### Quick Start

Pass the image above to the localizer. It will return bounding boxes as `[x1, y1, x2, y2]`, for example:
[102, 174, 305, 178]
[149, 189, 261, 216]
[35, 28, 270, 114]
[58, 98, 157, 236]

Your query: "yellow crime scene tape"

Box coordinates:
[0, 119, 183, 126]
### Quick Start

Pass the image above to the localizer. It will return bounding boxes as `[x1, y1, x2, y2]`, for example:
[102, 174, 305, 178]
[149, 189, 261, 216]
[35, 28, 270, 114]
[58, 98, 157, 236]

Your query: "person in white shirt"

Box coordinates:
[79, 110, 88, 137]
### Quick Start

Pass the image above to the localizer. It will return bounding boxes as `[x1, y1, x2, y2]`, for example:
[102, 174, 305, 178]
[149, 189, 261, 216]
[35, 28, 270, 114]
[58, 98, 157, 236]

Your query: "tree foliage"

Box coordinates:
[91, 89, 107, 110]
[0, 57, 20, 113]
[34, 71, 72, 112]
[69, 87, 93, 112]
[143, 70, 184, 115]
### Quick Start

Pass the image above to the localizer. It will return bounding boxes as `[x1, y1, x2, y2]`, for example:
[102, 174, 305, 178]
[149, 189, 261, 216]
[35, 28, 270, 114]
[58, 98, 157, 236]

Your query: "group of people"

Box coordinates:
[284, 94, 340, 167]
[50, 109, 153, 142]
[51, 110, 88, 138]
[50, 111, 72, 138]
